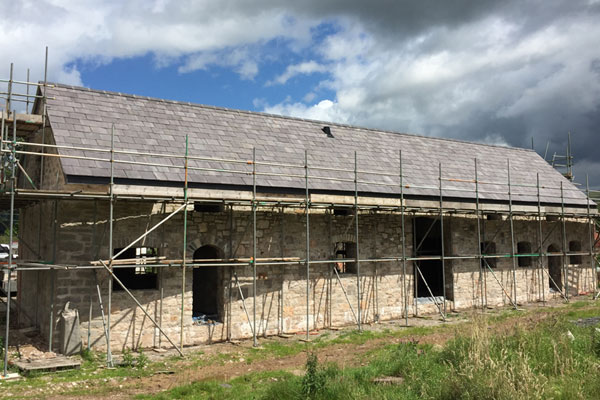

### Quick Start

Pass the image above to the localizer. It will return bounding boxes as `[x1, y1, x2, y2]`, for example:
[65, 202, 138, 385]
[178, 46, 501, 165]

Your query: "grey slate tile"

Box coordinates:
[44, 83, 589, 207]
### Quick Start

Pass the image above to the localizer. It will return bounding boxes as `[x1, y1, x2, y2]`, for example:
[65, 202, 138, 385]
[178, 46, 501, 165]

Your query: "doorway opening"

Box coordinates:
[193, 245, 222, 321]
[413, 217, 446, 298]
[548, 244, 562, 291]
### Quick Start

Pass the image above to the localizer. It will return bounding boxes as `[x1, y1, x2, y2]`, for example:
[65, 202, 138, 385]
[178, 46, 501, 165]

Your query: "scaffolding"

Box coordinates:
[1, 53, 599, 375]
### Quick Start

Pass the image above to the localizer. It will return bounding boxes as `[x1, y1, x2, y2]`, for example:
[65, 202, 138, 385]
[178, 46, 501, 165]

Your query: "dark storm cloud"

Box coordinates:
[265, 0, 600, 187]
[2, 1, 599, 186]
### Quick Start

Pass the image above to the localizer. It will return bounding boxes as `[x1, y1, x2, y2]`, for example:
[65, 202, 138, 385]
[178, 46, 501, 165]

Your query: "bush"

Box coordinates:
[302, 352, 325, 398]
[80, 348, 95, 362]
[121, 348, 135, 368]
[137, 349, 149, 369]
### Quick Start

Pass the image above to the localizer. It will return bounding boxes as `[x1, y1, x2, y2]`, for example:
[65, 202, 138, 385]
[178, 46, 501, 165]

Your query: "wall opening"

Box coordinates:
[548, 244, 562, 291]
[194, 202, 225, 213]
[193, 245, 222, 321]
[334, 242, 357, 273]
[113, 247, 159, 291]
[333, 207, 353, 216]
[480, 241, 497, 268]
[517, 241, 532, 267]
[569, 241, 582, 265]
[413, 217, 445, 298]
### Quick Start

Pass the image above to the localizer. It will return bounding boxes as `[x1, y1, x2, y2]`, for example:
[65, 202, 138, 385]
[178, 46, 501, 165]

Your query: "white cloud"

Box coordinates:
[264, 5, 600, 157]
[0, 0, 312, 87]
[303, 92, 316, 102]
[264, 99, 350, 124]
[3, 0, 600, 185]
[178, 47, 259, 80]
[267, 60, 328, 85]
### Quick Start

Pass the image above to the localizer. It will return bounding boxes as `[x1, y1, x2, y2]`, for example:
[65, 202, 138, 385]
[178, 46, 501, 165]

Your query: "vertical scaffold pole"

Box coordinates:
[400, 151, 408, 325]
[180, 135, 189, 353]
[6, 63, 12, 113]
[252, 147, 257, 347]
[25, 68, 29, 114]
[507, 160, 518, 305]
[475, 159, 484, 310]
[304, 150, 310, 341]
[439, 163, 447, 317]
[40, 48, 48, 189]
[560, 182, 568, 300]
[26, 69, 30, 113]
[49, 192, 58, 352]
[106, 124, 115, 367]
[159, 202, 166, 348]
[2, 110, 16, 377]
[228, 205, 234, 341]
[537, 174, 545, 305]
[413, 215, 418, 317]
[354, 151, 361, 331]
[1, 113, 5, 186]
[586, 175, 597, 298]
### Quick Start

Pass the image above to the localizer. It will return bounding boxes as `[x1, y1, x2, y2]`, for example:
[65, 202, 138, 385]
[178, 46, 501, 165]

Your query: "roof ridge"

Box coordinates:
[47, 82, 534, 153]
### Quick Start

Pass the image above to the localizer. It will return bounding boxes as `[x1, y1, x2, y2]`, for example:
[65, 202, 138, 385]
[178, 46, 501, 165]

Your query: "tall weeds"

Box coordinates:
[440, 316, 547, 400]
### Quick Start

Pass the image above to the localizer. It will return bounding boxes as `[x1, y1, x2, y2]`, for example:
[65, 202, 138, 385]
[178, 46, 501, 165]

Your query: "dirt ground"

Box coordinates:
[0, 298, 587, 399]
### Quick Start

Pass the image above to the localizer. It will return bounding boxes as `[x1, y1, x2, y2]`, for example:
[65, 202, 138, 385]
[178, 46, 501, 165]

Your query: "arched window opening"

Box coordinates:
[334, 242, 357, 274]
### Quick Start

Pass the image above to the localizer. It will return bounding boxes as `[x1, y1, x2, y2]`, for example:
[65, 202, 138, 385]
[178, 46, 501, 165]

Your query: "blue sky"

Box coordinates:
[70, 30, 337, 112]
[2, 0, 600, 186]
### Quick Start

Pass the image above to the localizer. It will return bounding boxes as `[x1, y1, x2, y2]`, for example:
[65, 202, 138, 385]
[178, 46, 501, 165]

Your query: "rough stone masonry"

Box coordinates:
[18, 199, 594, 351]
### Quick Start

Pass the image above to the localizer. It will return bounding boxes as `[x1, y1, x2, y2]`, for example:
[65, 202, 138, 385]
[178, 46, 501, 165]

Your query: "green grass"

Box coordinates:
[2, 301, 600, 399]
[143, 301, 600, 400]
[0, 349, 174, 398]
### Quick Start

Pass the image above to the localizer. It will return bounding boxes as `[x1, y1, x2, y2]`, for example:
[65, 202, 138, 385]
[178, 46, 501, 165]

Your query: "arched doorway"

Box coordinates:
[548, 244, 562, 291]
[193, 245, 221, 320]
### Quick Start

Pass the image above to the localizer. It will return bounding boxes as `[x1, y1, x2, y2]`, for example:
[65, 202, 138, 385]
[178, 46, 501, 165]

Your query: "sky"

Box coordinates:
[1, 0, 600, 188]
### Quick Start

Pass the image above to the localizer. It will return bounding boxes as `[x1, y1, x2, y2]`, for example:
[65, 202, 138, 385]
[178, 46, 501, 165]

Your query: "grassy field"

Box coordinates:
[142, 302, 600, 400]
[1, 300, 599, 399]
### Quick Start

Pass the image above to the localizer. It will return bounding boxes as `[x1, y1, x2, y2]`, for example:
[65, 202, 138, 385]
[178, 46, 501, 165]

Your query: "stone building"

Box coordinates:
[14, 83, 596, 352]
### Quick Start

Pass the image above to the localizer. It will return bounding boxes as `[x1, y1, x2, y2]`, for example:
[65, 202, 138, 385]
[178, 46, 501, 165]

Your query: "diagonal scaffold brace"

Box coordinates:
[99, 260, 184, 357]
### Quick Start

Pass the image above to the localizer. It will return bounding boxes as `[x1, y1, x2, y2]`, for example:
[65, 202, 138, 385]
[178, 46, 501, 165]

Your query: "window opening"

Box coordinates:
[480, 241, 497, 268]
[569, 241, 582, 265]
[334, 242, 357, 274]
[517, 241, 532, 267]
[113, 247, 159, 291]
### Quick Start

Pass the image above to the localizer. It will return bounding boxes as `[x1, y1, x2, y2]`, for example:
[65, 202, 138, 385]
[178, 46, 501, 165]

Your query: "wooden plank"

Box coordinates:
[13, 357, 81, 375]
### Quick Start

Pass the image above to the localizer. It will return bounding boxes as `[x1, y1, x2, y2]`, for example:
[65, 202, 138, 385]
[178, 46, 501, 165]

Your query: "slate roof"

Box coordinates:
[42, 83, 589, 206]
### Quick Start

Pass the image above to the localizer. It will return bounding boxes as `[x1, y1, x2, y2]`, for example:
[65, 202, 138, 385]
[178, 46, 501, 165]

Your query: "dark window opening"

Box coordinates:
[333, 207, 353, 216]
[113, 247, 159, 291]
[193, 245, 222, 321]
[414, 217, 445, 298]
[548, 244, 562, 291]
[517, 241, 532, 267]
[481, 241, 497, 268]
[194, 202, 225, 213]
[569, 241, 582, 264]
[334, 242, 357, 274]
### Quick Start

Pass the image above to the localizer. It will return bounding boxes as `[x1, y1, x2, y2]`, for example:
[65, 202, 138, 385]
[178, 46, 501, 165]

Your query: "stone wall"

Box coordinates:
[448, 215, 594, 309]
[18, 198, 595, 351]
